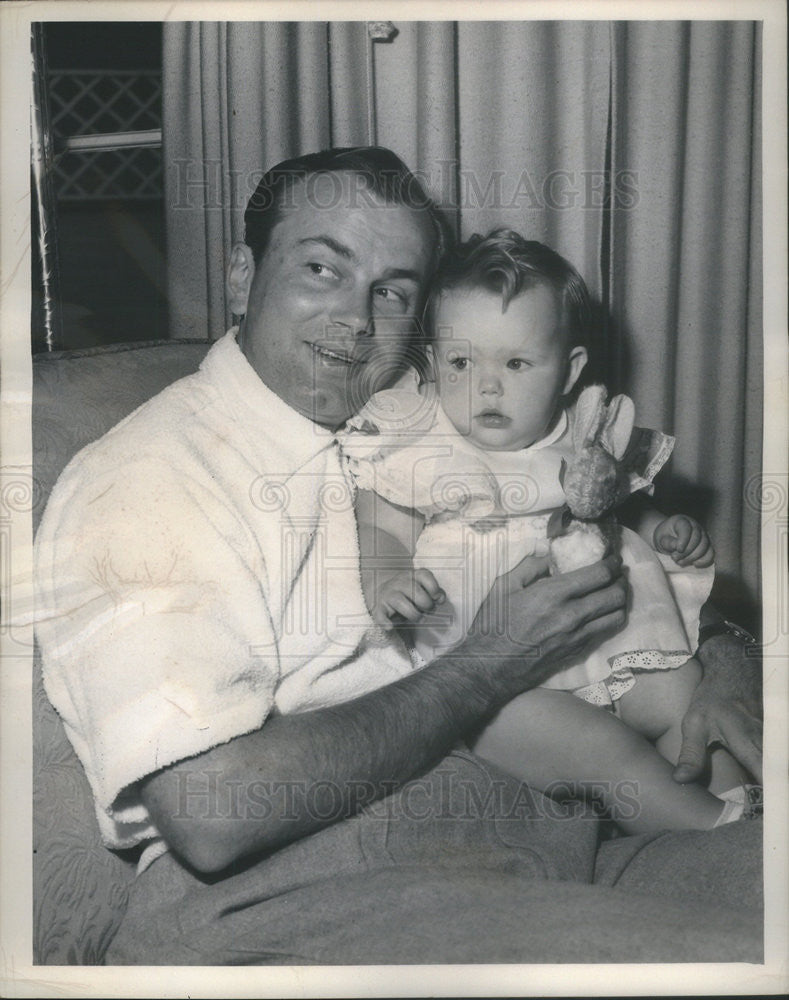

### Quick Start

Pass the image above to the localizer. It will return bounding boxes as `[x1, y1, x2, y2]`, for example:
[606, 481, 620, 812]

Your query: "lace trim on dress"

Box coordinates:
[573, 650, 692, 707]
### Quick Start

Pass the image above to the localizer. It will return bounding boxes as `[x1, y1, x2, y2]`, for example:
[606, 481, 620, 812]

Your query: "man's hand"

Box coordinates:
[462, 553, 629, 702]
[142, 553, 628, 873]
[372, 569, 445, 627]
[674, 633, 763, 784]
[653, 514, 714, 568]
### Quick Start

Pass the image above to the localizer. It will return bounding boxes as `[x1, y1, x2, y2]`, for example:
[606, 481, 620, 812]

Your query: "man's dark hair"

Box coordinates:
[243, 146, 451, 265]
[425, 228, 592, 348]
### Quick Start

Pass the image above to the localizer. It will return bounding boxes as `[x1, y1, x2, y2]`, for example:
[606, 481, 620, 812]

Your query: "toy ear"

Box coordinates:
[599, 394, 635, 460]
[571, 385, 608, 452]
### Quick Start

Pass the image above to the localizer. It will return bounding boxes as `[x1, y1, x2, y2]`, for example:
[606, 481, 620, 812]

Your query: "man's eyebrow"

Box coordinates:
[297, 238, 423, 284]
[379, 268, 423, 284]
[297, 236, 356, 260]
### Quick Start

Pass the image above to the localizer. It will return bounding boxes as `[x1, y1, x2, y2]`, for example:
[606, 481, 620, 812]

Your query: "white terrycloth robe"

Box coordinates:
[34, 330, 414, 864]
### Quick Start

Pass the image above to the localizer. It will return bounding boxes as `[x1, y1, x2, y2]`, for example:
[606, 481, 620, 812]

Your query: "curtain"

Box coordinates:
[162, 20, 762, 616]
[605, 21, 762, 619]
[163, 21, 610, 331]
[163, 22, 331, 339]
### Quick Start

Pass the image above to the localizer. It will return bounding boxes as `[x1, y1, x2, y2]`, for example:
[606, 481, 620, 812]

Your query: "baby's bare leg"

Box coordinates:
[471, 688, 726, 834]
[614, 658, 749, 794]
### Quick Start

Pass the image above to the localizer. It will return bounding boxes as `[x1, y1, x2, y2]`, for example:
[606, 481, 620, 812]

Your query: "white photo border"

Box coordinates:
[1, 1, 786, 996]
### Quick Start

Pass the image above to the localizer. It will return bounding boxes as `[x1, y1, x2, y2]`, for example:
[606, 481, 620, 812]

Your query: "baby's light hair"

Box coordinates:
[425, 229, 591, 349]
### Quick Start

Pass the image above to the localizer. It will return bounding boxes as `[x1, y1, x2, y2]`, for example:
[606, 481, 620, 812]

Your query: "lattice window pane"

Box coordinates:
[48, 70, 162, 201]
[49, 70, 162, 138]
[55, 147, 162, 201]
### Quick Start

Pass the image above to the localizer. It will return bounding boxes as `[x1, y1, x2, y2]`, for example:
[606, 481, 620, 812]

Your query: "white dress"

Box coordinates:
[341, 382, 714, 707]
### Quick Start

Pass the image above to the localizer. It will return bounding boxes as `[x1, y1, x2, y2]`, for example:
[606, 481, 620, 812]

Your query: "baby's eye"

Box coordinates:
[448, 357, 468, 371]
[506, 359, 530, 371]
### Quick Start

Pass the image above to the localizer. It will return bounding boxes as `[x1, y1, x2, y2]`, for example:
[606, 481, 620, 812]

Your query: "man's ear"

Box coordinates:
[422, 342, 438, 384]
[562, 346, 588, 395]
[226, 243, 255, 315]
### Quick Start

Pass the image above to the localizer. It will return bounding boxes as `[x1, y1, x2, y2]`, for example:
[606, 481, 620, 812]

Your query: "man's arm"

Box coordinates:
[673, 604, 763, 784]
[619, 496, 762, 782]
[141, 555, 627, 873]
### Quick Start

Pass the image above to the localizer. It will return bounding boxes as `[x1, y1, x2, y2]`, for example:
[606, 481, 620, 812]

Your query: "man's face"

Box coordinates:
[237, 172, 436, 429]
[434, 285, 586, 451]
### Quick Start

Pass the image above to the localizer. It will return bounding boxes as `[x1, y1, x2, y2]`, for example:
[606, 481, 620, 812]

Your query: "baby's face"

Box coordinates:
[433, 285, 585, 451]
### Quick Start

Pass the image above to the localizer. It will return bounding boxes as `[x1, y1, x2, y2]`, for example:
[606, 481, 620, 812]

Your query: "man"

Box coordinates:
[35, 147, 762, 964]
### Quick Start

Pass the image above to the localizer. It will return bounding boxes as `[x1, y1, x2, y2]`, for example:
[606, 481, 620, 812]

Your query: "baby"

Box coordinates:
[343, 230, 754, 834]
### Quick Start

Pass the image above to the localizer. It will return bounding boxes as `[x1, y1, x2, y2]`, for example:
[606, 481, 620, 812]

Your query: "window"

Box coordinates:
[33, 23, 167, 351]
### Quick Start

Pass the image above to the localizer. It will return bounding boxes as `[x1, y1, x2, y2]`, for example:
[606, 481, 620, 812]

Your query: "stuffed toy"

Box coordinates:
[549, 385, 673, 574]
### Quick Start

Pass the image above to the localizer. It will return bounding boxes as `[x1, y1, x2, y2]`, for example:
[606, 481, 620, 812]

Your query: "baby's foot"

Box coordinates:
[713, 784, 763, 826]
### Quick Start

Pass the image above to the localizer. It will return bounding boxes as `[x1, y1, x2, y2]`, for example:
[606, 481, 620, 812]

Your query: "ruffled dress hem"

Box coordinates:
[574, 649, 694, 707]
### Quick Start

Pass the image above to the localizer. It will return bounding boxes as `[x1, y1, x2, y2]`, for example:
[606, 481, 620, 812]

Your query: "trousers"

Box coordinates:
[106, 751, 763, 965]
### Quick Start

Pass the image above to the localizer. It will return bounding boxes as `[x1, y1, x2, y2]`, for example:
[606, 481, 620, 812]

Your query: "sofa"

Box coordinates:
[32, 339, 211, 964]
[31, 338, 764, 965]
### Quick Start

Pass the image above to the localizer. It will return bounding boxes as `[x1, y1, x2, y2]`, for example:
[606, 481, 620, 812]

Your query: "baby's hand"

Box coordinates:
[653, 514, 714, 568]
[372, 569, 445, 627]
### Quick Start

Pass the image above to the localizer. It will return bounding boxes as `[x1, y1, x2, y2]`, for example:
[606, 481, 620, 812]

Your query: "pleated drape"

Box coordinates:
[371, 21, 458, 224]
[162, 20, 762, 612]
[163, 21, 609, 326]
[455, 22, 610, 299]
[163, 22, 331, 338]
[606, 21, 762, 616]
[327, 22, 374, 145]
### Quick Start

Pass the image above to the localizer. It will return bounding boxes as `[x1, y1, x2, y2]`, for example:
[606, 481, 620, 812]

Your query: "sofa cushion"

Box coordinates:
[33, 339, 211, 964]
[33, 339, 212, 532]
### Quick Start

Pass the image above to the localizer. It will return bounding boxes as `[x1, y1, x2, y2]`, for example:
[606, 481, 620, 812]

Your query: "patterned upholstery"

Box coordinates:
[32, 340, 211, 964]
